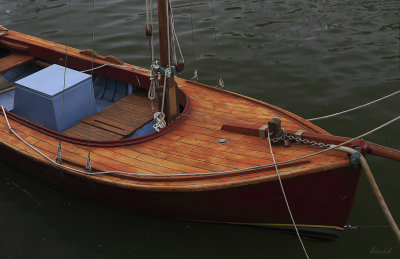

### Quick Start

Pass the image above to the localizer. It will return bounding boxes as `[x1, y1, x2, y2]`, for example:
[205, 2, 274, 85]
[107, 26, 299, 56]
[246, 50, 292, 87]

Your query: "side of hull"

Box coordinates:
[0, 142, 360, 239]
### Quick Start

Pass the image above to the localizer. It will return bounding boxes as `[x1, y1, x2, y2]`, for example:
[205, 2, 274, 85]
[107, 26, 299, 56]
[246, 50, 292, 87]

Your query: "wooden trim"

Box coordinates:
[221, 122, 400, 161]
[0, 87, 191, 147]
[0, 38, 30, 51]
[0, 53, 34, 74]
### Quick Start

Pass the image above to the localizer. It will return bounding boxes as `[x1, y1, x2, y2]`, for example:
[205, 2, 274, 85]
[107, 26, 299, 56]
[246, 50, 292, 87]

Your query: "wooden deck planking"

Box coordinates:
[120, 145, 232, 172]
[172, 124, 344, 160]
[64, 122, 123, 140]
[109, 146, 212, 174]
[132, 139, 255, 169]
[64, 90, 154, 141]
[189, 102, 296, 128]
[159, 132, 330, 163]
[186, 90, 290, 117]
[175, 122, 268, 145]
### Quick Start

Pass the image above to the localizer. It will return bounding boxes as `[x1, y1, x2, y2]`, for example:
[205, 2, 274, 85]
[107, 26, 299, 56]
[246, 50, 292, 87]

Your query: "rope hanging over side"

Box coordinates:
[267, 131, 310, 259]
[333, 146, 400, 244]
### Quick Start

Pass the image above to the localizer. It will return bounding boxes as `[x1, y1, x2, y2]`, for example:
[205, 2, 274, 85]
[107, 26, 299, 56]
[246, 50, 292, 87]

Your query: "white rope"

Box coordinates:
[153, 67, 169, 131]
[333, 146, 400, 244]
[1, 105, 398, 178]
[169, 1, 184, 64]
[192, 68, 199, 81]
[217, 75, 224, 89]
[148, 64, 159, 110]
[57, 0, 72, 163]
[308, 89, 400, 121]
[80, 63, 149, 73]
[152, 0, 173, 132]
[267, 131, 310, 259]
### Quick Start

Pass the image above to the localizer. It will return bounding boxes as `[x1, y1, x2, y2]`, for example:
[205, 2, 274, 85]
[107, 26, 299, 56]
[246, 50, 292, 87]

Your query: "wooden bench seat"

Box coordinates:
[63, 90, 155, 140]
[0, 53, 34, 74]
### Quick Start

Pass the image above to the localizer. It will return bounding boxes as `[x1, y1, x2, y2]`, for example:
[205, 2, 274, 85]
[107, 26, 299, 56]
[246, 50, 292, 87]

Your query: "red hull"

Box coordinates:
[0, 140, 360, 239]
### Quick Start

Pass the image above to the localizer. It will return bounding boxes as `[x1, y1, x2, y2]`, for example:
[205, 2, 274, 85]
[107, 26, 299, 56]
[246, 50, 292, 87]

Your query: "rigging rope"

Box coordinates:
[168, 1, 184, 64]
[146, 0, 157, 110]
[209, 0, 224, 89]
[307, 89, 400, 121]
[85, 0, 97, 172]
[153, 0, 174, 132]
[188, 0, 199, 80]
[267, 131, 310, 259]
[57, 0, 72, 164]
[333, 145, 400, 244]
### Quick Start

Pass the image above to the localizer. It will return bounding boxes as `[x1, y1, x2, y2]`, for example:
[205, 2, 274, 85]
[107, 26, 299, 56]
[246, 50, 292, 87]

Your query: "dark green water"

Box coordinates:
[0, 0, 399, 258]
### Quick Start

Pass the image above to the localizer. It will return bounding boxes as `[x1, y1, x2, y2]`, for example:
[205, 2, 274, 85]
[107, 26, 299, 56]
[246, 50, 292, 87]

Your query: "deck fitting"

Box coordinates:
[218, 138, 228, 144]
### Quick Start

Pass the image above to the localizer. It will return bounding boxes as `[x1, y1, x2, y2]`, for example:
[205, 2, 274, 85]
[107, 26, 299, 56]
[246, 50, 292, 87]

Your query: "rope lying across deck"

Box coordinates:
[1, 105, 399, 178]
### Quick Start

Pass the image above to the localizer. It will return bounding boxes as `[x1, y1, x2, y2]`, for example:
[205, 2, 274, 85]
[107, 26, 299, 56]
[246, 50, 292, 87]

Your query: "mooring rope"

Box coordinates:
[333, 145, 400, 244]
[267, 131, 310, 258]
[308, 89, 400, 121]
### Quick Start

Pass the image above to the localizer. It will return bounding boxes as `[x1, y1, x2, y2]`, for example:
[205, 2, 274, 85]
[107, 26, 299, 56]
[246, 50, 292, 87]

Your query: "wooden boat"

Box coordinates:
[0, 4, 398, 240]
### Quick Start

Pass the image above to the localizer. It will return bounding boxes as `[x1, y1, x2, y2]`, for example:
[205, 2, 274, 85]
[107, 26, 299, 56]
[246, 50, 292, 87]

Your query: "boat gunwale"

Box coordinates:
[0, 139, 353, 192]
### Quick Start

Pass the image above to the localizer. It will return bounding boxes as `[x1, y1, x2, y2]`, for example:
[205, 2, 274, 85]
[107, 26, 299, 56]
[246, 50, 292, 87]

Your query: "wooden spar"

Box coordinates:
[158, 0, 179, 123]
[221, 122, 400, 162]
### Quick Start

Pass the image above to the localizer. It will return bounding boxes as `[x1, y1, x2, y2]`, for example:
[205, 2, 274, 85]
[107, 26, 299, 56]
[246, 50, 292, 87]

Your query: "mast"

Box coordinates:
[157, 0, 179, 123]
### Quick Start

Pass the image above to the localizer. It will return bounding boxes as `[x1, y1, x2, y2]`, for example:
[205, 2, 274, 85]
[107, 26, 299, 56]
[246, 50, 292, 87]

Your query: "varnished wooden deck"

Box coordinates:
[0, 79, 349, 190]
[0, 30, 351, 191]
[63, 90, 154, 140]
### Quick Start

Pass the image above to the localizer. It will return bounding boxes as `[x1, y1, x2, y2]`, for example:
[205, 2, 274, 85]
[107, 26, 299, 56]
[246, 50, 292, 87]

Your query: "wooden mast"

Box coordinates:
[158, 0, 179, 123]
